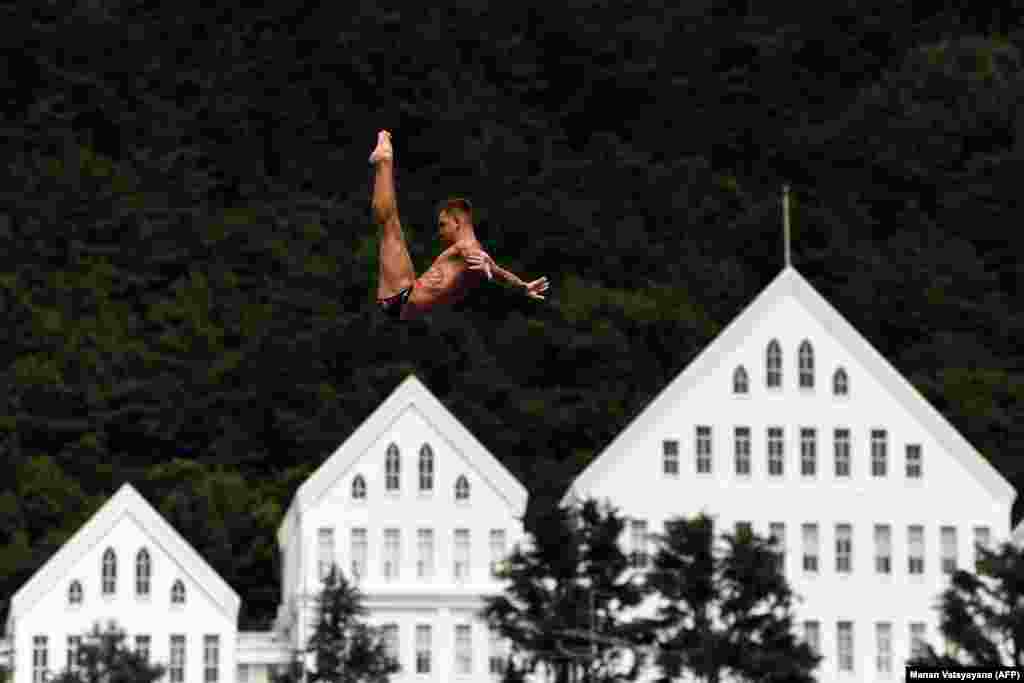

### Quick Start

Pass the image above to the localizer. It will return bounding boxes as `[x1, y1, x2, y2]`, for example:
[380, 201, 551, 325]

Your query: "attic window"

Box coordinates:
[419, 444, 434, 492]
[766, 340, 782, 388]
[101, 548, 116, 595]
[455, 475, 470, 501]
[171, 579, 186, 605]
[733, 366, 748, 394]
[833, 368, 848, 396]
[798, 340, 814, 388]
[68, 580, 83, 605]
[385, 443, 400, 491]
[352, 475, 366, 500]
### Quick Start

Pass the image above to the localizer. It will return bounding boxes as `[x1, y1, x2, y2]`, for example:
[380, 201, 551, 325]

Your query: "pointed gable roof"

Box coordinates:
[7, 483, 240, 630]
[281, 374, 528, 539]
[563, 266, 1015, 506]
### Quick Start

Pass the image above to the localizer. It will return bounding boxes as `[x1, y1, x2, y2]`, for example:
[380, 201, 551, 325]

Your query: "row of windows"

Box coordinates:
[804, 620, 930, 675]
[370, 623, 508, 677]
[662, 428, 924, 479]
[351, 468, 472, 500]
[32, 634, 218, 683]
[733, 340, 847, 394]
[317, 527, 508, 583]
[626, 521, 992, 577]
[69, 548, 187, 606]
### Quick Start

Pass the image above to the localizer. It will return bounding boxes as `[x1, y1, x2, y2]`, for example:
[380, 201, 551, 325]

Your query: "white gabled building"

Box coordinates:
[270, 374, 528, 683]
[4, 483, 240, 683]
[562, 265, 1016, 682]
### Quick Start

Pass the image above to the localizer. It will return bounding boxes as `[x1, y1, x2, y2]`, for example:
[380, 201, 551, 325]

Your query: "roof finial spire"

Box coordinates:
[783, 184, 791, 268]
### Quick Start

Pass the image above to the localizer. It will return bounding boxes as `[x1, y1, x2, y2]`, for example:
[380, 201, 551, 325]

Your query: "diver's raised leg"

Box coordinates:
[370, 131, 416, 300]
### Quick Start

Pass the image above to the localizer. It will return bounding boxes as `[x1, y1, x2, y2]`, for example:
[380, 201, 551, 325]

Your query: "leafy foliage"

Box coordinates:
[48, 621, 166, 683]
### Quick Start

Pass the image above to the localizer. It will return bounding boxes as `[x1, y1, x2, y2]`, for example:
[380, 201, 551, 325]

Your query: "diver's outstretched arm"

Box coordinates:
[467, 251, 549, 300]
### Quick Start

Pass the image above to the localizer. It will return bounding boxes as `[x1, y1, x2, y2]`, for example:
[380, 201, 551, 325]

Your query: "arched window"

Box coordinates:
[101, 548, 116, 595]
[455, 475, 470, 501]
[798, 340, 814, 388]
[766, 340, 782, 388]
[352, 474, 366, 500]
[68, 580, 83, 605]
[385, 443, 400, 491]
[833, 368, 849, 396]
[419, 444, 434, 491]
[135, 548, 151, 597]
[733, 366, 749, 394]
[171, 579, 186, 605]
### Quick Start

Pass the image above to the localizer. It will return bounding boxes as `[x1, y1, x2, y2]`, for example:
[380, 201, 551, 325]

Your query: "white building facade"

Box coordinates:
[562, 266, 1016, 682]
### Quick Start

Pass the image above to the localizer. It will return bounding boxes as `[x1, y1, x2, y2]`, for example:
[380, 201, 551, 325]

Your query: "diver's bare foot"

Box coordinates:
[369, 130, 393, 164]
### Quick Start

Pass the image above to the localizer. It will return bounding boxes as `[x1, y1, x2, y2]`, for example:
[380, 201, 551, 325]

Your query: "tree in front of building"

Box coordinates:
[49, 620, 166, 683]
[480, 498, 648, 683]
[302, 565, 399, 683]
[637, 515, 820, 683]
[908, 539, 1024, 667]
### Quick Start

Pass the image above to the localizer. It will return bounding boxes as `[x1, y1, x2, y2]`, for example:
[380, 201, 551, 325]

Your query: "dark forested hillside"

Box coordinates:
[1, 0, 1022, 629]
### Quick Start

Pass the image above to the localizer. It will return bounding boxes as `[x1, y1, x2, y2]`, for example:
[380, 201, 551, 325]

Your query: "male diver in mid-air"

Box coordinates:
[369, 130, 549, 321]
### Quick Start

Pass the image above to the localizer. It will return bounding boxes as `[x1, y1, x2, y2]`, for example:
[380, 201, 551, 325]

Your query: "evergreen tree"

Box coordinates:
[49, 620, 165, 683]
[480, 498, 647, 683]
[304, 565, 399, 683]
[639, 515, 820, 683]
[908, 540, 1024, 667]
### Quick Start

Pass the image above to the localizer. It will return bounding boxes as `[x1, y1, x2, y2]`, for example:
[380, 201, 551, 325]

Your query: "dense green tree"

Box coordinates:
[908, 539, 1024, 667]
[481, 498, 647, 683]
[49, 621, 166, 683]
[639, 515, 820, 683]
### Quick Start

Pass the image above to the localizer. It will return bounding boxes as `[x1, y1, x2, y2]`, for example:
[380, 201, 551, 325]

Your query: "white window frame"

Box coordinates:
[767, 427, 784, 476]
[734, 427, 751, 475]
[696, 425, 712, 474]
[800, 427, 816, 476]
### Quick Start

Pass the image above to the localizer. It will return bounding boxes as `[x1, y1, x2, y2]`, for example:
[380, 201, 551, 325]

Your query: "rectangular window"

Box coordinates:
[135, 635, 150, 663]
[454, 529, 470, 581]
[802, 523, 819, 572]
[318, 527, 335, 581]
[696, 426, 712, 474]
[769, 522, 785, 574]
[417, 529, 434, 579]
[489, 631, 507, 676]
[455, 624, 472, 675]
[204, 635, 219, 683]
[33, 636, 47, 683]
[419, 451, 434, 491]
[383, 529, 400, 580]
[874, 524, 892, 574]
[489, 529, 507, 578]
[767, 427, 784, 476]
[910, 623, 926, 660]
[975, 526, 991, 570]
[876, 622, 892, 674]
[237, 664, 249, 683]
[734, 427, 751, 475]
[834, 428, 851, 477]
[803, 621, 820, 655]
[836, 524, 852, 573]
[941, 526, 957, 574]
[663, 439, 679, 476]
[415, 625, 431, 674]
[382, 624, 399, 666]
[800, 428, 816, 476]
[630, 519, 649, 568]
[837, 621, 854, 672]
[871, 429, 887, 476]
[170, 635, 186, 683]
[909, 525, 925, 574]
[351, 528, 368, 580]
[67, 636, 81, 672]
[906, 444, 922, 478]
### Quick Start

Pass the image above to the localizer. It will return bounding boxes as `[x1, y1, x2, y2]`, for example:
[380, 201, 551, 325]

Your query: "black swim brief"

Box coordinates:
[377, 286, 412, 320]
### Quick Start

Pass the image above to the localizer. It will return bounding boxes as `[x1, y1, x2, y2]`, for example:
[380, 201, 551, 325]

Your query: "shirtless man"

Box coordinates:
[369, 130, 549, 321]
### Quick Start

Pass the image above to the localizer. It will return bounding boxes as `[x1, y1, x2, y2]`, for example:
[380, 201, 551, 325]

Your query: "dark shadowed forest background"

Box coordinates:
[0, 0, 1021, 629]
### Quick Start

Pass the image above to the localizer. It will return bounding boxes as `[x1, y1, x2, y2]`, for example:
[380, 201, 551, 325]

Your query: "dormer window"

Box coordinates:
[733, 366, 749, 394]
[385, 443, 400, 491]
[766, 340, 782, 388]
[419, 444, 434, 492]
[101, 548, 116, 595]
[68, 580, 83, 606]
[135, 548, 151, 597]
[798, 340, 814, 388]
[833, 368, 849, 396]
[455, 475, 470, 501]
[171, 579, 186, 605]
[352, 475, 367, 500]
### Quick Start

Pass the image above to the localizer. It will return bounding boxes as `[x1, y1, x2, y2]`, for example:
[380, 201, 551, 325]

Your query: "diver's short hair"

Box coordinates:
[437, 197, 473, 223]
